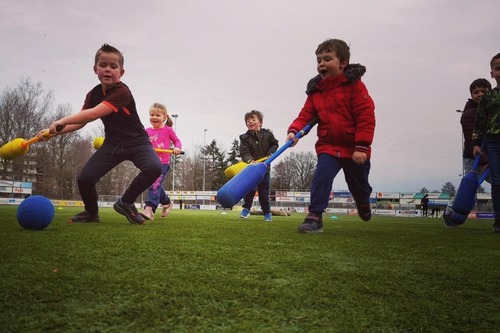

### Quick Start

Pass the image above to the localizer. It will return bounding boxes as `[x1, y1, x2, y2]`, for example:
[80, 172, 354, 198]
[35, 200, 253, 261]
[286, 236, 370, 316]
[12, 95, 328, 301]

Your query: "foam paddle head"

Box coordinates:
[224, 161, 248, 179]
[217, 162, 268, 208]
[452, 171, 479, 216]
[450, 212, 468, 226]
[0, 138, 29, 160]
[93, 137, 105, 150]
[224, 157, 267, 179]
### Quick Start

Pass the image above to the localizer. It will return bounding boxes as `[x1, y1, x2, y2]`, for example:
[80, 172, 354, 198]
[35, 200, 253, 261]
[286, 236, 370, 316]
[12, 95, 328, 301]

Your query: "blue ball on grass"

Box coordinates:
[17, 195, 55, 230]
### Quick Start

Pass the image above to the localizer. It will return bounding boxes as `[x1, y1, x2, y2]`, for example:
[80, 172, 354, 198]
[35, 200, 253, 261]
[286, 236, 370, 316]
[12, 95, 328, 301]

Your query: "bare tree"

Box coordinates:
[288, 151, 316, 190]
[0, 77, 53, 143]
[176, 154, 195, 190]
[97, 161, 139, 200]
[0, 78, 54, 192]
[34, 103, 85, 197]
[176, 144, 203, 190]
[67, 140, 93, 199]
[271, 160, 293, 190]
[271, 151, 316, 191]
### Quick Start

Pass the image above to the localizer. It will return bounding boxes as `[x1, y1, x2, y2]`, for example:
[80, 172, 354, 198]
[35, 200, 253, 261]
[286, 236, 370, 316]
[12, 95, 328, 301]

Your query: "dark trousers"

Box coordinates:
[486, 140, 500, 219]
[243, 172, 271, 214]
[309, 153, 372, 216]
[422, 205, 428, 217]
[77, 142, 162, 215]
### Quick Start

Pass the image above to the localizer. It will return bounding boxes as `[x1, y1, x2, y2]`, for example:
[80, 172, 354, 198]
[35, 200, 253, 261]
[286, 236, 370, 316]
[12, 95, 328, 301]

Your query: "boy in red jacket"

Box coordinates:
[287, 39, 376, 233]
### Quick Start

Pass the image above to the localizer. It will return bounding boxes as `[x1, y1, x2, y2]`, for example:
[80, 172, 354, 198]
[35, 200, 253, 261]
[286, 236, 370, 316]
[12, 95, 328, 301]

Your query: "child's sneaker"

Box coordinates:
[70, 211, 100, 223]
[239, 208, 250, 219]
[161, 202, 174, 217]
[264, 212, 273, 222]
[297, 213, 323, 233]
[113, 198, 145, 225]
[356, 203, 372, 221]
[140, 206, 154, 220]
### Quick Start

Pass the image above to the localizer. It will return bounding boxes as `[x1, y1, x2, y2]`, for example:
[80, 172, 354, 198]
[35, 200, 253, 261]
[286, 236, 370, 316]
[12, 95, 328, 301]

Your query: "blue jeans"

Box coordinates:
[309, 154, 372, 217]
[145, 164, 171, 213]
[486, 140, 500, 219]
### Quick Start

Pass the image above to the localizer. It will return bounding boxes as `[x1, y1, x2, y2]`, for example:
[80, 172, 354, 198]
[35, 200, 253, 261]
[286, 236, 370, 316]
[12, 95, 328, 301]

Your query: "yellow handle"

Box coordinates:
[21, 131, 51, 148]
[155, 148, 185, 155]
[254, 156, 268, 163]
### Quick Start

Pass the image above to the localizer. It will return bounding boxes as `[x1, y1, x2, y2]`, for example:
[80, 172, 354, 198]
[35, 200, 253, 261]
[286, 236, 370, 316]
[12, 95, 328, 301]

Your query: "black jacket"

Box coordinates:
[239, 129, 279, 164]
[461, 99, 478, 159]
[461, 99, 487, 164]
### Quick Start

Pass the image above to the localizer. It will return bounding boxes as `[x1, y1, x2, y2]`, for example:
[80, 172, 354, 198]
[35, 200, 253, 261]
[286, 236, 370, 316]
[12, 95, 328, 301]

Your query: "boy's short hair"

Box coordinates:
[95, 44, 124, 68]
[244, 110, 263, 124]
[490, 53, 500, 69]
[469, 78, 492, 93]
[315, 39, 350, 64]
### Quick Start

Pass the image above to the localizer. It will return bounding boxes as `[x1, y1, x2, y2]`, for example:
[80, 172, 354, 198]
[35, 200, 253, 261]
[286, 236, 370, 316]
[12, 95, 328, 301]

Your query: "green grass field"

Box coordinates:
[1, 205, 499, 332]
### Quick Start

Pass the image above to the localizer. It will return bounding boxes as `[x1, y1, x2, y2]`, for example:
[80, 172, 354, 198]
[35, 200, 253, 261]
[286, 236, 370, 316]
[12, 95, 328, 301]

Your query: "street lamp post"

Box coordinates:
[203, 129, 207, 191]
[171, 114, 178, 191]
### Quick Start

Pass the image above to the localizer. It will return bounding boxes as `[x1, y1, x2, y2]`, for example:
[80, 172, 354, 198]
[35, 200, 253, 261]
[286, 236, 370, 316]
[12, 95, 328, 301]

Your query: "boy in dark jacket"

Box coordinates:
[239, 110, 279, 221]
[442, 78, 491, 227]
[287, 38, 376, 233]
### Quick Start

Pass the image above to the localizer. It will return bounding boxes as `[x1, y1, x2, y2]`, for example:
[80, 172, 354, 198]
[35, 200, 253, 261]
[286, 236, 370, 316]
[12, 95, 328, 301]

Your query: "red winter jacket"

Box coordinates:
[287, 64, 375, 159]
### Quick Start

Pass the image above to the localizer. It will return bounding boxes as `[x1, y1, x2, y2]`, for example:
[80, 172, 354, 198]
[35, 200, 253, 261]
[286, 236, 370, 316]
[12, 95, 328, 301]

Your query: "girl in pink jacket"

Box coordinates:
[141, 103, 182, 220]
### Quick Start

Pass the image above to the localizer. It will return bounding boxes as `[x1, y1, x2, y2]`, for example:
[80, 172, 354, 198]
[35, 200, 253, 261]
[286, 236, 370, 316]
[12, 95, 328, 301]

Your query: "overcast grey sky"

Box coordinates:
[1, 0, 497, 192]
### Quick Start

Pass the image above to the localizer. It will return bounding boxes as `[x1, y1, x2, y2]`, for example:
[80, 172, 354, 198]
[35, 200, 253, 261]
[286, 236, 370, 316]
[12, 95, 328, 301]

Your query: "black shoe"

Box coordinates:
[70, 211, 100, 223]
[113, 199, 145, 224]
[297, 213, 323, 233]
[357, 203, 372, 221]
[493, 220, 500, 233]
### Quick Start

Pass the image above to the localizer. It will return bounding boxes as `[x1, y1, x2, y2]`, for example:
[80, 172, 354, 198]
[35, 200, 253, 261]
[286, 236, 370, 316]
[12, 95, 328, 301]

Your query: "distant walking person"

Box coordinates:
[421, 194, 429, 217]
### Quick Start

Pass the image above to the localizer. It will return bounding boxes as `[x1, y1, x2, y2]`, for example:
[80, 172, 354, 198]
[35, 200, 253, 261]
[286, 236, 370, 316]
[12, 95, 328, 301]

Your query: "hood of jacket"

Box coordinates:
[463, 98, 478, 112]
[306, 63, 367, 95]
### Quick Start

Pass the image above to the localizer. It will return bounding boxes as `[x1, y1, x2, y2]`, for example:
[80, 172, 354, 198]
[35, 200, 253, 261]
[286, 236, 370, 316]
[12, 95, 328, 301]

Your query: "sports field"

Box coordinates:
[1, 206, 499, 332]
